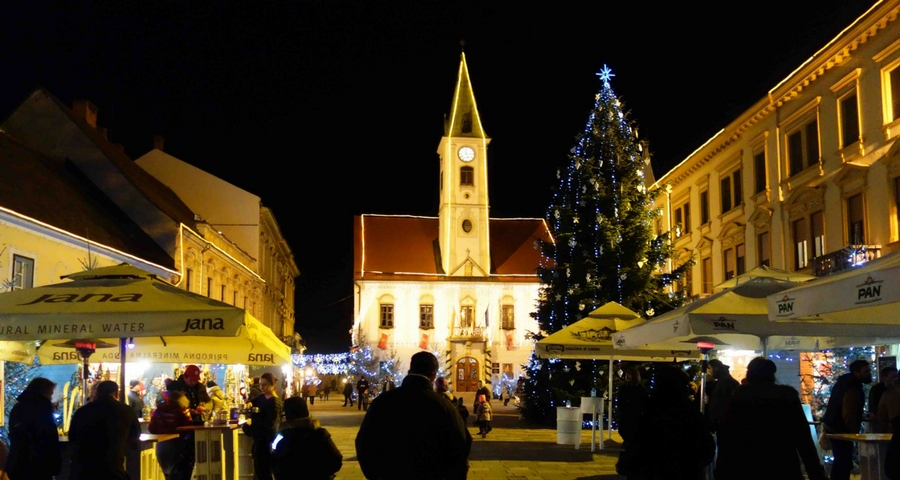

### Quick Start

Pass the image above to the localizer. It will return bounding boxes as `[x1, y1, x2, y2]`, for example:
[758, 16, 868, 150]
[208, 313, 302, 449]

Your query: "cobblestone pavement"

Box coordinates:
[307, 394, 625, 480]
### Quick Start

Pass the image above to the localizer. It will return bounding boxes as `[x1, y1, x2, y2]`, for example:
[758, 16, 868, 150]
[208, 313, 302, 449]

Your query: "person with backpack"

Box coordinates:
[272, 397, 342, 480]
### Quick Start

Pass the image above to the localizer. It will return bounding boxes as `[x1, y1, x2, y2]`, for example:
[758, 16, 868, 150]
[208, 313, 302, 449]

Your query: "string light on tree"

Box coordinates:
[523, 65, 691, 422]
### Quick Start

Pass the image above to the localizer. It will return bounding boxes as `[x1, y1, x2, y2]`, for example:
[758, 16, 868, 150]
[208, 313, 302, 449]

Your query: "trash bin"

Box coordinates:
[556, 406, 581, 446]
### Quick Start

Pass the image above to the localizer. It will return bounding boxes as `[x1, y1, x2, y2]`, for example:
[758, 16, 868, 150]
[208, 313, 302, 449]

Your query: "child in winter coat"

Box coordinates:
[474, 394, 493, 438]
[272, 396, 342, 480]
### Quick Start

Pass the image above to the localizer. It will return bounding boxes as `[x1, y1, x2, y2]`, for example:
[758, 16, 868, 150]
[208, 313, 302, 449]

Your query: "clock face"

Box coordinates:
[458, 146, 475, 162]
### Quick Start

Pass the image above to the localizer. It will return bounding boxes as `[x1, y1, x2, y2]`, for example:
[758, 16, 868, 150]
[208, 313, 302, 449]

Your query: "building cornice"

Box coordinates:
[0, 204, 180, 281]
[655, 1, 900, 190]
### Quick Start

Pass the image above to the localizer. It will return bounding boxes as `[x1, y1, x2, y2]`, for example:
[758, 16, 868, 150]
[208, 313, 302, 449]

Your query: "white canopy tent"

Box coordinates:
[713, 265, 815, 292]
[536, 302, 698, 446]
[767, 250, 900, 325]
[613, 278, 900, 355]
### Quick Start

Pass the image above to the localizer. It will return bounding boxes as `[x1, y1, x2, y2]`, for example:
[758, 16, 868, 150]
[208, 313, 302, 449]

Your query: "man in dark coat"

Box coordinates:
[869, 366, 896, 417]
[706, 359, 739, 432]
[6, 377, 61, 480]
[356, 352, 472, 480]
[715, 357, 826, 480]
[169, 364, 212, 424]
[342, 380, 354, 407]
[632, 366, 714, 480]
[823, 359, 873, 480]
[68, 380, 141, 480]
[128, 379, 145, 419]
[356, 376, 370, 411]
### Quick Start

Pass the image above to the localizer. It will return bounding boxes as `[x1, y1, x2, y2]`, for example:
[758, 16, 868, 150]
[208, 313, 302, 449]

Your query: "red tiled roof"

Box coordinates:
[489, 219, 551, 275]
[354, 215, 551, 281]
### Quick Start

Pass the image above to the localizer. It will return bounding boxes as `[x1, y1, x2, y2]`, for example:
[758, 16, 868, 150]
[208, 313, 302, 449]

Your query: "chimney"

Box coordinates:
[72, 100, 98, 128]
[153, 135, 165, 152]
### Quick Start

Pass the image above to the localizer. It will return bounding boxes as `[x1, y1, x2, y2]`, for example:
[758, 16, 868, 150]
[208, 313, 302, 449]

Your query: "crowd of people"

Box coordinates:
[3, 353, 897, 480]
[612, 357, 900, 480]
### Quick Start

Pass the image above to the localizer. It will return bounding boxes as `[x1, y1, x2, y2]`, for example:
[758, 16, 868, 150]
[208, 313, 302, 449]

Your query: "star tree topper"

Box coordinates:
[596, 64, 615, 87]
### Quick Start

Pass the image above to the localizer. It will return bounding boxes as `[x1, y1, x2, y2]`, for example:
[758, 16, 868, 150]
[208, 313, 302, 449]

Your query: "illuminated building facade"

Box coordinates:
[1, 90, 299, 347]
[135, 149, 300, 343]
[655, 1, 900, 298]
[353, 53, 552, 391]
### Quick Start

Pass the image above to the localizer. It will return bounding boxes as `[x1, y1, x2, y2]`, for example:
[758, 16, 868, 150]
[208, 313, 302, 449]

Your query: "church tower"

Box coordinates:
[437, 52, 491, 277]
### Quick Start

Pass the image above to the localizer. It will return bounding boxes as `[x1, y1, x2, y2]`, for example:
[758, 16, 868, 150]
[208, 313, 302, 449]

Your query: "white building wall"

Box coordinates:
[354, 279, 539, 386]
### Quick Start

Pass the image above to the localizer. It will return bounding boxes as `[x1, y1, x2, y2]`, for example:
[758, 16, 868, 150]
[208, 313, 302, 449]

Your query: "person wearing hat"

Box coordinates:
[706, 359, 738, 432]
[272, 396, 342, 480]
[169, 365, 212, 425]
[128, 379, 145, 419]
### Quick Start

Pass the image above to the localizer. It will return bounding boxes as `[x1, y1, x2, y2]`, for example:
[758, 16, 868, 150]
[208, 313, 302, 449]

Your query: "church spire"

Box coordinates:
[444, 51, 486, 139]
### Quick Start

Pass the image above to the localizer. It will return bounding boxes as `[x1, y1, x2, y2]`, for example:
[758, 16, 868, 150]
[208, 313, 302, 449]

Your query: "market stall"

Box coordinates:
[535, 302, 699, 450]
[0, 264, 280, 480]
[614, 278, 900, 355]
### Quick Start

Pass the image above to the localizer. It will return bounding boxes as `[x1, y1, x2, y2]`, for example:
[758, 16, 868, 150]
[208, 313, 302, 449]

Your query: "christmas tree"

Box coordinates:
[348, 327, 402, 395]
[0, 359, 42, 443]
[523, 66, 690, 422]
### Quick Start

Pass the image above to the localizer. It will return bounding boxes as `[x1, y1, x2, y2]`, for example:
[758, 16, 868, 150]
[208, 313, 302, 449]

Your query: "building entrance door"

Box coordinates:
[456, 356, 479, 392]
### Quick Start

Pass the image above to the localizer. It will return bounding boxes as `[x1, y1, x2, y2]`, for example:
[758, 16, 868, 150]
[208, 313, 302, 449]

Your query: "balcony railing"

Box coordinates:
[450, 326, 486, 340]
[813, 245, 881, 277]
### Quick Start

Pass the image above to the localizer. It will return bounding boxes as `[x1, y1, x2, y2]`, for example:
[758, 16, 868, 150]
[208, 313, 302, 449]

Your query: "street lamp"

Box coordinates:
[682, 336, 728, 414]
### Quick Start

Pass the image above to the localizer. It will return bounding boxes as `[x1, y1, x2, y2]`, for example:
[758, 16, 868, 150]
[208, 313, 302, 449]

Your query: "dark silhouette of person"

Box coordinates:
[6, 377, 61, 480]
[356, 352, 472, 479]
[823, 359, 873, 480]
[631, 366, 714, 480]
[707, 359, 739, 432]
[68, 380, 141, 480]
[715, 357, 826, 480]
[615, 367, 647, 477]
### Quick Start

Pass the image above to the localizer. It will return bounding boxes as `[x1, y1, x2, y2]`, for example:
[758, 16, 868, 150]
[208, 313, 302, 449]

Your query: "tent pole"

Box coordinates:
[761, 336, 768, 358]
[119, 338, 127, 404]
[608, 357, 613, 441]
[699, 352, 709, 414]
[82, 355, 89, 407]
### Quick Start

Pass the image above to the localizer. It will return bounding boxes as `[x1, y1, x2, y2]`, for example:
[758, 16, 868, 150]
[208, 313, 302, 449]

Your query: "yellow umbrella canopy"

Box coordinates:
[0, 341, 36, 364]
[0, 264, 247, 340]
[535, 302, 698, 360]
[38, 314, 290, 366]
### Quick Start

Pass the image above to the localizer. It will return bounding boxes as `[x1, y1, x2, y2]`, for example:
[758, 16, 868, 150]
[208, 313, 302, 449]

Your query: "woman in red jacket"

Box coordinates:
[149, 390, 194, 480]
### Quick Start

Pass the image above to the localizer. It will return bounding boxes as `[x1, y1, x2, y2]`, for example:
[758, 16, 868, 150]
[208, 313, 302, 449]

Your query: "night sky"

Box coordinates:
[0, 1, 877, 352]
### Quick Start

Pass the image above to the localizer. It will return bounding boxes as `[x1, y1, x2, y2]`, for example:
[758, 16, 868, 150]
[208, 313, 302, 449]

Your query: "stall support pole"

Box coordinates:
[82, 356, 89, 407]
[699, 352, 709, 414]
[119, 338, 127, 404]
[607, 357, 613, 441]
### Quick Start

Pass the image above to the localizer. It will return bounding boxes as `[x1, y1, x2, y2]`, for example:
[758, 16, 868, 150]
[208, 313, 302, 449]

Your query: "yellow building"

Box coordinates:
[135, 148, 300, 344]
[353, 53, 552, 391]
[0, 89, 299, 348]
[655, 1, 900, 297]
